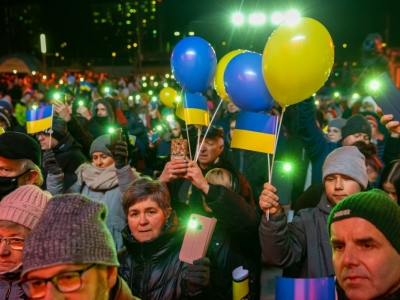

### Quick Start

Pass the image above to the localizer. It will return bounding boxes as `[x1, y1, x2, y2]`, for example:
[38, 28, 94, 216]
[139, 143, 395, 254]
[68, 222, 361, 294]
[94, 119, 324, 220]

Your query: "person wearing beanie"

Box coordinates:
[327, 118, 347, 143]
[46, 134, 140, 251]
[20, 194, 137, 300]
[0, 185, 51, 300]
[0, 107, 13, 132]
[0, 132, 44, 200]
[328, 189, 400, 299]
[38, 116, 86, 191]
[297, 97, 375, 185]
[259, 146, 369, 278]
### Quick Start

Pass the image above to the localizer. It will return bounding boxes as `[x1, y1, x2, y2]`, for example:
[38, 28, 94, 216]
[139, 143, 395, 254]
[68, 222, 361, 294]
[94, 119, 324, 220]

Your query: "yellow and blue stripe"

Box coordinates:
[183, 92, 209, 126]
[26, 105, 53, 134]
[231, 111, 277, 154]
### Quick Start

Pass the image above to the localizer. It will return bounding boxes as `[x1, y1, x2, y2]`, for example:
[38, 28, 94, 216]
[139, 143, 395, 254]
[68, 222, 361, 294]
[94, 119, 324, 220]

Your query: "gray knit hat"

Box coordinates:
[328, 189, 400, 253]
[322, 146, 368, 190]
[328, 118, 347, 130]
[89, 134, 113, 157]
[21, 194, 119, 277]
[0, 185, 51, 230]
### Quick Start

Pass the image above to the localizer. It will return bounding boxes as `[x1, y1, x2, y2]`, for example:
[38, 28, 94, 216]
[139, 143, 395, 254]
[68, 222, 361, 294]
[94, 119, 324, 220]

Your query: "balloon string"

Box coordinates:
[181, 90, 193, 161]
[266, 153, 271, 220]
[195, 98, 224, 162]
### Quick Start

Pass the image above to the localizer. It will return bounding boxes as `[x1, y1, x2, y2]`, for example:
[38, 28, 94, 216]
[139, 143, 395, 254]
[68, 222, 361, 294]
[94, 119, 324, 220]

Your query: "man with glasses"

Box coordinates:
[0, 132, 43, 200]
[20, 194, 137, 300]
[0, 185, 51, 299]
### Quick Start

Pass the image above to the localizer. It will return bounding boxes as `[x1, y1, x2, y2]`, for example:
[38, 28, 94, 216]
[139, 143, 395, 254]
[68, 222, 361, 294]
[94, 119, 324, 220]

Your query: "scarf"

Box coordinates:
[77, 163, 119, 191]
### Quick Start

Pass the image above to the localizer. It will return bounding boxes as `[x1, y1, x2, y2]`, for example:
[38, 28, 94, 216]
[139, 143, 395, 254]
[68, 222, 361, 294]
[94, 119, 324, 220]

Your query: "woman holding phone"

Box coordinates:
[45, 134, 140, 250]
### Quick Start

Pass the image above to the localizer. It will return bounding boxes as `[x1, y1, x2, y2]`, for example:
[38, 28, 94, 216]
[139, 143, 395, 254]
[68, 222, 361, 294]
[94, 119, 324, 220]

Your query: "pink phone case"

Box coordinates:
[179, 214, 217, 264]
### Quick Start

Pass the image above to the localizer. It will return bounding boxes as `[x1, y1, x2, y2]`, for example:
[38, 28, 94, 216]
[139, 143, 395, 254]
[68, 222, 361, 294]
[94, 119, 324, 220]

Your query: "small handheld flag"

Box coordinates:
[26, 105, 53, 134]
[231, 111, 277, 154]
[181, 92, 210, 126]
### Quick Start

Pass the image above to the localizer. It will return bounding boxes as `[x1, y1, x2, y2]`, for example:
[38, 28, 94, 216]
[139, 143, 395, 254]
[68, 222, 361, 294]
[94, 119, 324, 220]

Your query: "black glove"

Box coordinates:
[111, 137, 128, 169]
[42, 150, 62, 175]
[185, 257, 210, 292]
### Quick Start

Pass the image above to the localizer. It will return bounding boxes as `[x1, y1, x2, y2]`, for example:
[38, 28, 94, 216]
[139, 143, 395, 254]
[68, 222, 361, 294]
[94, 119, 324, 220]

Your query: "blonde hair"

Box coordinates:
[19, 159, 43, 186]
[205, 168, 234, 191]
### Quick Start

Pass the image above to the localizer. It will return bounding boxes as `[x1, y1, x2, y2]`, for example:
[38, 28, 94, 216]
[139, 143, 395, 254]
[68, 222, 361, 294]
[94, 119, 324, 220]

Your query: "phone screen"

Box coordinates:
[271, 161, 293, 205]
[109, 128, 122, 151]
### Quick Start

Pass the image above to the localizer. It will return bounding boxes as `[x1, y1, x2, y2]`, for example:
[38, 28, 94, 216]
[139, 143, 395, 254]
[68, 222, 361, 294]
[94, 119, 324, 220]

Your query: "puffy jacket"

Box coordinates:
[40, 133, 87, 191]
[259, 192, 335, 278]
[46, 164, 139, 251]
[205, 184, 261, 299]
[118, 212, 214, 300]
[0, 278, 26, 300]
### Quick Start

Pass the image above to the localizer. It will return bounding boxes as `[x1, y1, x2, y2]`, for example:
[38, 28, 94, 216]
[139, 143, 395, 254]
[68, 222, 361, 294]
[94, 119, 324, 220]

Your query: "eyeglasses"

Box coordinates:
[21, 264, 96, 299]
[35, 132, 50, 139]
[0, 237, 24, 250]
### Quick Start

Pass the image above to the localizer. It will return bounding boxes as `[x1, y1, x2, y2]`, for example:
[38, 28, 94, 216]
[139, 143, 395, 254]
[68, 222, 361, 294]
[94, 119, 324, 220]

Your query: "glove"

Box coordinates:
[42, 150, 62, 175]
[111, 137, 128, 169]
[185, 257, 210, 292]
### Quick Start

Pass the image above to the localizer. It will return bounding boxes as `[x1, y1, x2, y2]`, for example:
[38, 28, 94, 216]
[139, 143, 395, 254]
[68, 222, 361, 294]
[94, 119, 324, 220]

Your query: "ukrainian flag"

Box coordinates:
[182, 92, 209, 126]
[26, 105, 53, 134]
[80, 81, 93, 92]
[231, 111, 277, 154]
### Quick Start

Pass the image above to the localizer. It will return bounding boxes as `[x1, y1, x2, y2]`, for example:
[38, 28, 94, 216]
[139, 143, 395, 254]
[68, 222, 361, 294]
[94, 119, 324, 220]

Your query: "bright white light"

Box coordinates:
[271, 12, 284, 25]
[135, 95, 140, 100]
[42, 75, 47, 80]
[154, 82, 159, 87]
[152, 96, 157, 101]
[143, 83, 147, 87]
[163, 83, 168, 87]
[171, 75, 175, 79]
[79, 77, 84, 82]
[249, 13, 266, 25]
[291, 35, 305, 41]
[148, 90, 153, 95]
[175, 96, 181, 102]
[12, 70, 17, 74]
[231, 12, 245, 25]
[188, 31, 195, 36]
[32, 71, 36, 75]
[59, 80, 64, 84]
[174, 31, 180, 36]
[284, 10, 300, 26]
[150, 76, 154, 80]
[40, 34, 46, 53]
[370, 80, 379, 90]
[142, 76, 146, 81]
[165, 74, 170, 78]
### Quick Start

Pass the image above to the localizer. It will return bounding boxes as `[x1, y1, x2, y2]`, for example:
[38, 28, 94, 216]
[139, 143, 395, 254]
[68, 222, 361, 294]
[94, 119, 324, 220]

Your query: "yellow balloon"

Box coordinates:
[214, 49, 246, 101]
[0, 126, 4, 135]
[160, 87, 178, 108]
[262, 18, 334, 106]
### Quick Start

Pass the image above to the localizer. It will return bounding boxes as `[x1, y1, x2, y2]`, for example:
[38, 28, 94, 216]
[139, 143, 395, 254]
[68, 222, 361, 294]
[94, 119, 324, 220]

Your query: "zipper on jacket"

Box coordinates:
[141, 244, 150, 300]
[6, 281, 11, 300]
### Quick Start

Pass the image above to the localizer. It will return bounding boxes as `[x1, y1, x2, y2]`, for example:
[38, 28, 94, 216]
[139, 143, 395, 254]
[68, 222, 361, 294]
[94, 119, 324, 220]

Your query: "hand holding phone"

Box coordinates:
[171, 138, 188, 160]
[109, 128, 122, 153]
[270, 161, 293, 206]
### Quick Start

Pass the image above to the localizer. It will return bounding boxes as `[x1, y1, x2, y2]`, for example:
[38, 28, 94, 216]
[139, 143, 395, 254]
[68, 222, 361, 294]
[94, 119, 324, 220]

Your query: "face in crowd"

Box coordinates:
[324, 174, 362, 205]
[197, 136, 224, 169]
[92, 152, 114, 169]
[36, 132, 59, 151]
[327, 127, 342, 143]
[342, 133, 370, 146]
[96, 103, 108, 117]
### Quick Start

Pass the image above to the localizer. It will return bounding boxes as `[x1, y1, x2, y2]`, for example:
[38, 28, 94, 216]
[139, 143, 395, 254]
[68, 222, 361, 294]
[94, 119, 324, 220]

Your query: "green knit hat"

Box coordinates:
[328, 189, 400, 253]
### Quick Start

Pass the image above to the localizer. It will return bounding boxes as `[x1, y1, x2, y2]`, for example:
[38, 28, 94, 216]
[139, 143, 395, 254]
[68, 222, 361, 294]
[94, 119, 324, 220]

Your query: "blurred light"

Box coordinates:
[54, 93, 60, 100]
[165, 74, 170, 78]
[188, 31, 195, 36]
[284, 10, 300, 25]
[334, 92, 340, 98]
[231, 12, 245, 25]
[163, 83, 168, 87]
[108, 128, 115, 133]
[352, 62, 357, 66]
[188, 219, 197, 229]
[150, 76, 154, 80]
[222, 41, 226, 46]
[271, 12, 284, 25]
[78, 100, 84, 106]
[171, 75, 175, 79]
[55, 53, 59, 57]
[369, 80, 380, 90]
[166, 115, 174, 122]
[127, 45, 132, 49]
[12, 70, 17, 74]
[104, 87, 110, 93]
[382, 43, 387, 47]
[314, 100, 319, 106]
[156, 125, 163, 131]
[153, 30, 157, 34]
[335, 72, 339, 77]
[151, 96, 157, 101]
[143, 83, 148, 87]
[40, 34, 46, 53]
[174, 31, 180, 36]
[112, 52, 116, 57]
[59, 80, 64, 84]
[343, 44, 347, 48]
[31, 71, 36, 75]
[135, 95, 140, 100]
[154, 82, 159, 86]
[148, 90, 153, 95]
[32, 105, 38, 110]
[133, 43, 138, 47]
[79, 77, 84, 82]
[283, 163, 292, 172]
[312, 93, 316, 97]
[249, 13, 266, 25]
[128, 95, 133, 100]
[352, 93, 360, 99]
[42, 75, 47, 80]
[175, 96, 181, 102]
[142, 76, 147, 81]
[61, 56, 65, 60]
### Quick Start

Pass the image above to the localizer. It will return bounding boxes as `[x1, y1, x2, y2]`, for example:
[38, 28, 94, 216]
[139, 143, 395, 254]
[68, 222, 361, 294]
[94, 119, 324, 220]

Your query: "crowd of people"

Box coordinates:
[0, 69, 399, 300]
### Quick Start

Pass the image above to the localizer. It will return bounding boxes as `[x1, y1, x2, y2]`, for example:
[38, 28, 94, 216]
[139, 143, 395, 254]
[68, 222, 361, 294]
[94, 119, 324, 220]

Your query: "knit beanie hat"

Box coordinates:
[21, 194, 119, 277]
[0, 185, 51, 230]
[89, 134, 113, 157]
[322, 146, 368, 190]
[0, 132, 42, 166]
[328, 118, 347, 130]
[328, 189, 400, 253]
[43, 116, 68, 142]
[341, 114, 372, 141]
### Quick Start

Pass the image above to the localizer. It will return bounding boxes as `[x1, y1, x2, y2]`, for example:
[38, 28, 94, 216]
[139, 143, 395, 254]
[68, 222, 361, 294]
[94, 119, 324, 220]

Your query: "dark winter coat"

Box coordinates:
[0, 277, 26, 300]
[259, 192, 335, 278]
[118, 212, 213, 300]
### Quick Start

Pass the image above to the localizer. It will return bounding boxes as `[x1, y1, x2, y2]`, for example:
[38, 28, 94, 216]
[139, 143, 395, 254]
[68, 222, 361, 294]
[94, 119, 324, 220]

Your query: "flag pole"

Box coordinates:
[270, 106, 286, 177]
[182, 90, 193, 161]
[48, 105, 54, 150]
[195, 98, 223, 162]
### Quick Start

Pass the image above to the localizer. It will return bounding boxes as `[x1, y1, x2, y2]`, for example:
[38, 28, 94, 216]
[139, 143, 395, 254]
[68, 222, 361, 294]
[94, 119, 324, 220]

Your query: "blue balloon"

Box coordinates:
[224, 52, 275, 112]
[171, 36, 217, 94]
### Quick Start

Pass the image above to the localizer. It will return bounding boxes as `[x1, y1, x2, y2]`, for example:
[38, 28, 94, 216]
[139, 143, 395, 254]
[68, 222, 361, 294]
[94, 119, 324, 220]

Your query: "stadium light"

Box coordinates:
[231, 12, 245, 25]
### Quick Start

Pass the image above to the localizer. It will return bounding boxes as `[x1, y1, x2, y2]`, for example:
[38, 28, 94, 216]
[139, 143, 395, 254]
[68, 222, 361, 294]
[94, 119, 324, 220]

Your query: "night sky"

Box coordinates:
[1, 0, 400, 63]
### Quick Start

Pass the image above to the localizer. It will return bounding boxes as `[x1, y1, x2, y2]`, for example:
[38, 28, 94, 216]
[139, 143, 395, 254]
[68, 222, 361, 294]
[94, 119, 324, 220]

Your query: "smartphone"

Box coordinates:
[151, 102, 158, 110]
[365, 72, 400, 122]
[150, 132, 159, 143]
[179, 214, 217, 264]
[171, 138, 187, 160]
[109, 128, 122, 152]
[271, 161, 293, 205]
